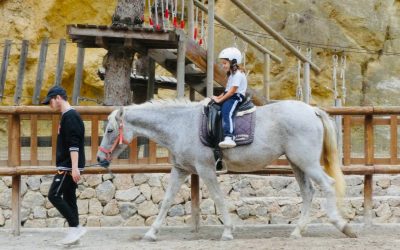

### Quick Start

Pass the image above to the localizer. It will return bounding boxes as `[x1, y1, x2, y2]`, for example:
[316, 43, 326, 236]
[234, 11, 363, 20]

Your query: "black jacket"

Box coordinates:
[56, 109, 85, 171]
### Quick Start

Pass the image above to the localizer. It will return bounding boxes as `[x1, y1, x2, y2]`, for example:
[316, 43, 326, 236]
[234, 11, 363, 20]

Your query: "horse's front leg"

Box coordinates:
[142, 167, 189, 241]
[198, 168, 234, 241]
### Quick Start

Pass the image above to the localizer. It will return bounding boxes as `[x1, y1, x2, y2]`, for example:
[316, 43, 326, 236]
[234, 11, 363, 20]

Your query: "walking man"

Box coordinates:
[42, 85, 87, 245]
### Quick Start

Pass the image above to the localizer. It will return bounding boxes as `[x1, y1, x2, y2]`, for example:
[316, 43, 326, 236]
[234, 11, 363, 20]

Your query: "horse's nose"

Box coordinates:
[97, 156, 101, 162]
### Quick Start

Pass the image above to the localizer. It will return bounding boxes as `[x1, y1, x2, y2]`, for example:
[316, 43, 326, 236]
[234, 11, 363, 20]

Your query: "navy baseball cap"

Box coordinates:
[41, 85, 67, 105]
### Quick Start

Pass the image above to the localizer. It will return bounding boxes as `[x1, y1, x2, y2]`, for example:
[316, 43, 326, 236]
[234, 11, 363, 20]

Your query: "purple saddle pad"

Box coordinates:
[199, 110, 256, 147]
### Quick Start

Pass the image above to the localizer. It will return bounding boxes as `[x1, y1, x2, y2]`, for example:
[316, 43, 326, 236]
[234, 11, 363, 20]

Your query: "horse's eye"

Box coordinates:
[107, 129, 113, 133]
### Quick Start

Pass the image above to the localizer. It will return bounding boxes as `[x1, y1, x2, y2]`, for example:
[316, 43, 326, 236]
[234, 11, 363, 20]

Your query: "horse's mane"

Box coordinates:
[108, 98, 209, 123]
[128, 98, 208, 110]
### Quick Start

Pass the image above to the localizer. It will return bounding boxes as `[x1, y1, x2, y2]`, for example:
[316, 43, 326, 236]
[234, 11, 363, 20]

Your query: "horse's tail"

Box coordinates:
[315, 107, 346, 198]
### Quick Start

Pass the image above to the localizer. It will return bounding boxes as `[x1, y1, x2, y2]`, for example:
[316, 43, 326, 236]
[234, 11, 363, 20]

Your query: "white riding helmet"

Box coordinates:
[218, 47, 242, 64]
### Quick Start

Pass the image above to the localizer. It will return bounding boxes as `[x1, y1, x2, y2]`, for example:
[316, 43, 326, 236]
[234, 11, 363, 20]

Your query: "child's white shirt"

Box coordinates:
[226, 71, 247, 95]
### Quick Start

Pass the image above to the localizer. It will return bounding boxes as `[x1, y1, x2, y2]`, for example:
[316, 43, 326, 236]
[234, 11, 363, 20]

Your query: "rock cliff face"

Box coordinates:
[0, 0, 399, 106]
[215, 0, 400, 106]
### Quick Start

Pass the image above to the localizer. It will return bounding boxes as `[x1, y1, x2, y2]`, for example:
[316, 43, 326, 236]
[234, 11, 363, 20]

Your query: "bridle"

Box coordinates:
[98, 121, 130, 161]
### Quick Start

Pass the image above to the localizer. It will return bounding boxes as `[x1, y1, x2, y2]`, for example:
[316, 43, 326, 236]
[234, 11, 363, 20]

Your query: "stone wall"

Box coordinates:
[1, 173, 400, 228]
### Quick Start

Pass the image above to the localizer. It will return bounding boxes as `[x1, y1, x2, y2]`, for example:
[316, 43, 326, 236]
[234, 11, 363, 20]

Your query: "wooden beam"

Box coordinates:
[54, 39, 66, 86]
[14, 40, 29, 105]
[95, 36, 106, 48]
[72, 46, 85, 105]
[176, 32, 186, 98]
[0, 164, 399, 177]
[206, 0, 215, 97]
[194, 0, 282, 63]
[147, 58, 156, 99]
[67, 25, 178, 42]
[0, 39, 12, 102]
[0, 105, 116, 115]
[33, 38, 49, 105]
[263, 53, 270, 100]
[230, 0, 320, 73]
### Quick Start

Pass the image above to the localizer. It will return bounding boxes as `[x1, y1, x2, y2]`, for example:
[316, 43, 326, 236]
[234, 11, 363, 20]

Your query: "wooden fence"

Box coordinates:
[2, 106, 400, 235]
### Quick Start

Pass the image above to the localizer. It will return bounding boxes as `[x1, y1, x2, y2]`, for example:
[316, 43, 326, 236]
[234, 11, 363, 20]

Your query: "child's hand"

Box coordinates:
[212, 96, 220, 103]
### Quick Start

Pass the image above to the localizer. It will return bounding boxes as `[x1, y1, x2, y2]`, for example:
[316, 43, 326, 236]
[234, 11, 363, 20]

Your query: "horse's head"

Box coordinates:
[97, 107, 131, 165]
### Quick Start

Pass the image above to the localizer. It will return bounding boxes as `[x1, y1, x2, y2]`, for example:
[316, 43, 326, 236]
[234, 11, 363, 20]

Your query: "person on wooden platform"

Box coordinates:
[212, 47, 248, 148]
[42, 85, 86, 246]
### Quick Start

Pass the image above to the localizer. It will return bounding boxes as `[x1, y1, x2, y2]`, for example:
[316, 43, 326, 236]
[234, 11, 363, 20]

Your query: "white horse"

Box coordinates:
[96, 99, 356, 241]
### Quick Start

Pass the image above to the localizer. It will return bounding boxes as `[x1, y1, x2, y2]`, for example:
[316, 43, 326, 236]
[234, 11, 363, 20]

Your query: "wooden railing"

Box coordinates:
[2, 106, 400, 235]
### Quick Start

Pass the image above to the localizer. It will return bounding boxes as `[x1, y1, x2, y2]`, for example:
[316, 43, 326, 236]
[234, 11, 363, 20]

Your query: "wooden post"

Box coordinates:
[54, 39, 67, 86]
[147, 57, 155, 100]
[189, 80, 200, 232]
[30, 115, 38, 165]
[176, 32, 186, 98]
[188, 0, 195, 39]
[9, 114, 21, 235]
[33, 38, 49, 104]
[343, 115, 351, 166]
[302, 61, 310, 104]
[0, 39, 12, 102]
[191, 174, 200, 232]
[72, 46, 85, 105]
[91, 116, 99, 163]
[364, 114, 374, 225]
[263, 53, 270, 101]
[14, 40, 29, 105]
[390, 115, 398, 164]
[51, 115, 59, 166]
[189, 87, 195, 101]
[206, 0, 215, 98]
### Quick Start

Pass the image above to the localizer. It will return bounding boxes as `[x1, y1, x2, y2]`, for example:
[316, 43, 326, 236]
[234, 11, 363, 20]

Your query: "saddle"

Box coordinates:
[200, 98, 256, 170]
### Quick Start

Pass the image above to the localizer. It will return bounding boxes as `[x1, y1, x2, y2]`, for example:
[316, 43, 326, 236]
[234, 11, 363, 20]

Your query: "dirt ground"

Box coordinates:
[1, 224, 400, 250]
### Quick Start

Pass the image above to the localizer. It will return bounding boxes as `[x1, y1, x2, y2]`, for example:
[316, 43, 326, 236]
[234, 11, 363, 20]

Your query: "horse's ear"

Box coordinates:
[115, 107, 124, 123]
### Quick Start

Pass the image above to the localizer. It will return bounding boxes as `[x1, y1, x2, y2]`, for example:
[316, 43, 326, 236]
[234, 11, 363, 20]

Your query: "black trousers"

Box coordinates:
[48, 172, 79, 227]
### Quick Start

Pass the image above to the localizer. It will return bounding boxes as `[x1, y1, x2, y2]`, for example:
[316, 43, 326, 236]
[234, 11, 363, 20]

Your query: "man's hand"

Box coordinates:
[70, 151, 80, 183]
[72, 167, 80, 183]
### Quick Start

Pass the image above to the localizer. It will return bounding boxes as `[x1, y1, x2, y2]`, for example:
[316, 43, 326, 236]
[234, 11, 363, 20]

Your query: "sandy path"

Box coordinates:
[1, 224, 400, 250]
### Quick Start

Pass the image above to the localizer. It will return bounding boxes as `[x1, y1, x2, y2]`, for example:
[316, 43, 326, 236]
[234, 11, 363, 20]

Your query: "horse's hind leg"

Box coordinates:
[290, 164, 315, 238]
[197, 168, 233, 240]
[143, 167, 189, 241]
[302, 165, 349, 234]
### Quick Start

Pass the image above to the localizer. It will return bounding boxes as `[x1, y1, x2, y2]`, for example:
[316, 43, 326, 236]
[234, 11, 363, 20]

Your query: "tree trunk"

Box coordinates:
[112, 0, 145, 28]
[103, 0, 145, 106]
[103, 47, 134, 106]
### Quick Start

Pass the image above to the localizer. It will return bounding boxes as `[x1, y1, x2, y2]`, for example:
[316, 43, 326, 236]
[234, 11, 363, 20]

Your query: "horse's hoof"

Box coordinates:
[142, 233, 157, 242]
[342, 224, 357, 238]
[221, 233, 234, 241]
[290, 230, 302, 239]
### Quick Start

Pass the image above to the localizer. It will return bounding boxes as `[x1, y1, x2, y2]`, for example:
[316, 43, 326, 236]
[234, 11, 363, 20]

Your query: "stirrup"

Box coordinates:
[215, 158, 228, 175]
